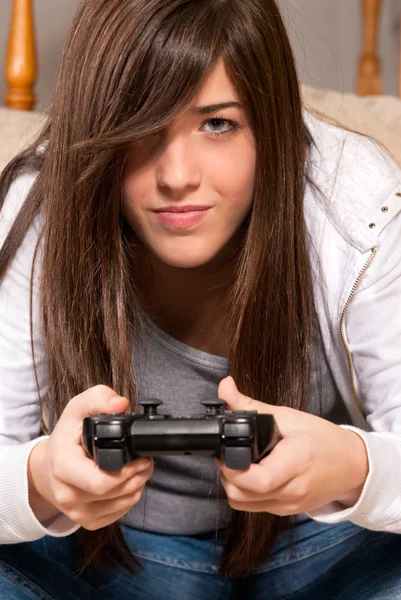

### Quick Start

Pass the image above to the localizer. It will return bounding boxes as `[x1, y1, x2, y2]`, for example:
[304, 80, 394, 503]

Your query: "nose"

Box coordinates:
[156, 135, 201, 195]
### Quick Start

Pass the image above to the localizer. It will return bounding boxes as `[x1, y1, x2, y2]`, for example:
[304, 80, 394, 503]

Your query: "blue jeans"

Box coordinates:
[0, 517, 400, 599]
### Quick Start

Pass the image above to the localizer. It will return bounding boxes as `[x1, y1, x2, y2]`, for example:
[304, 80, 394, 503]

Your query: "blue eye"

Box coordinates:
[202, 117, 240, 137]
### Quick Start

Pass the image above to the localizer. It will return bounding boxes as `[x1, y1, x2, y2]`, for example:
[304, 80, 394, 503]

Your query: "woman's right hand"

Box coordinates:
[28, 385, 154, 530]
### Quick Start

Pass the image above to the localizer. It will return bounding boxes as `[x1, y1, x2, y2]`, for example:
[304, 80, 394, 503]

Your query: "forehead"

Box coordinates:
[192, 58, 239, 105]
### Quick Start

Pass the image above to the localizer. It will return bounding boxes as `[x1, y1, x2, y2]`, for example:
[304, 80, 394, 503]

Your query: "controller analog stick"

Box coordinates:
[139, 398, 163, 416]
[200, 399, 226, 415]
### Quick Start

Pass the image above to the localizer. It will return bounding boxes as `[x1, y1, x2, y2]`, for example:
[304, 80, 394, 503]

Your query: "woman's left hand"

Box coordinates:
[215, 376, 369, 516]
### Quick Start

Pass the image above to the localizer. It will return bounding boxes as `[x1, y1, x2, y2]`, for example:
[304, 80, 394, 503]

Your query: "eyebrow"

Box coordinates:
[190, 102, 242, 116]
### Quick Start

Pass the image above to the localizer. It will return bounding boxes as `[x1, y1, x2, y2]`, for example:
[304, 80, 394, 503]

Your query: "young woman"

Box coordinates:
[1, 0, 401, 598]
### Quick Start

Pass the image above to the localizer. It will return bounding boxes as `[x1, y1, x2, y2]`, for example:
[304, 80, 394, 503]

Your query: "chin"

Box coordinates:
[156, 249, 220, 270]
[162, 257, 213, 269]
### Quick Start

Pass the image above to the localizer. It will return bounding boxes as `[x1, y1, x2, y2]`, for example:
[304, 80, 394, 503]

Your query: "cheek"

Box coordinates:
[216, 149, 256, 216]
[121, 151, 145, 215]
[121, 174, 147, 226]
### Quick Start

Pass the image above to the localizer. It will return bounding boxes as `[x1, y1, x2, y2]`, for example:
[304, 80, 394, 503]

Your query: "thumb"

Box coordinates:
[101, 395, 130, 414]
[62, 388, 129, 438]
[218, 376, 260, 412]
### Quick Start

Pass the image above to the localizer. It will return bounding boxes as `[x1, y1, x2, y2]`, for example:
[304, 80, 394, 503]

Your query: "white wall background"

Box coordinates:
[0, 0, 400, 113]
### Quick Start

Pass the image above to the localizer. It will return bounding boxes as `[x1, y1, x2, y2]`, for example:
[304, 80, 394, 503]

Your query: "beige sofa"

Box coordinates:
[1, 85, 401, 172]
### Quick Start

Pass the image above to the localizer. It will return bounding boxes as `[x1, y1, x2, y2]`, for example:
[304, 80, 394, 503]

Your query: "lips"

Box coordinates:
[153, 206, 211, 213]
[154, 208, 211, 229]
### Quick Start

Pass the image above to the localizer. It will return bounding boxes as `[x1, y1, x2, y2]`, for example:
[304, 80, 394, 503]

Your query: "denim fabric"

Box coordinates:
[0, 518, 400, 599]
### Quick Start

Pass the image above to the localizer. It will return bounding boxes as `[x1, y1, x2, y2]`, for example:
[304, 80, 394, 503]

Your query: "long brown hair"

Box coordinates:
[0, 0, 318, 579]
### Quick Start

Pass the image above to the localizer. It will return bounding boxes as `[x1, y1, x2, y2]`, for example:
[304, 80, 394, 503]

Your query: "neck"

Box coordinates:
[137, 248, 232, 322]
[127, 232, 241, 355]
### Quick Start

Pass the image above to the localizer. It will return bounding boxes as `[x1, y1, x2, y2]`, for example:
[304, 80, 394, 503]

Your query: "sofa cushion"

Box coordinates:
[302, 85, 401, 167]
[0, 107, 46, 173]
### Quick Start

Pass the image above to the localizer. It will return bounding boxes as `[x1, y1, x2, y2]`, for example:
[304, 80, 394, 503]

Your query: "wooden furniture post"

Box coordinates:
[4, 0, 37, 110]
[357, 0, 383, 96]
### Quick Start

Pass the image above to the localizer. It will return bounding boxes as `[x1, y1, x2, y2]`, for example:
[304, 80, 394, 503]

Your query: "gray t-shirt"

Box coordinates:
[119, 311, 353, 535]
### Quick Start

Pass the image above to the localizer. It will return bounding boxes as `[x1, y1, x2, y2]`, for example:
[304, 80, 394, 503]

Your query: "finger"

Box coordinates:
[218, 377, 282, 416]
[80, 499, 143, 531]
[57, 460, 154, 507]
[216, 461, 282, 495]
[215, 440, 302, 494]
[91, 509, 133, 530]
[227, 498, 301, 517]
[90, 461, 154, 502]
[219, 471, 293, 504]
[61, 386, 129, 442]
[82, 487, 145, 523]
[53, 445, 150, 496]
[219, 472, 270, 502]
[217, 377, 261, 412]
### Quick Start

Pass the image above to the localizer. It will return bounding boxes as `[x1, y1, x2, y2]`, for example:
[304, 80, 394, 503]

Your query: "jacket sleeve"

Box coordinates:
[0, 173, 80, 543]
[307, 199, 401, 531]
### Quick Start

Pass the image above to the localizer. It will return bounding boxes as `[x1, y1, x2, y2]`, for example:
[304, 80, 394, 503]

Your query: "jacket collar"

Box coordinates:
[303, 109, 401, 253]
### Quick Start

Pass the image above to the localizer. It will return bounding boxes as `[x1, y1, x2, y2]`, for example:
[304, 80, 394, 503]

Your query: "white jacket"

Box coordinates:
[1, 109, 401, 543]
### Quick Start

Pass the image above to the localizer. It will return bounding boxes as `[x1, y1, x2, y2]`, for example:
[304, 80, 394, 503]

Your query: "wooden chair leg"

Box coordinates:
[357, 0, 383, 96]
[5, 0, 37, 111]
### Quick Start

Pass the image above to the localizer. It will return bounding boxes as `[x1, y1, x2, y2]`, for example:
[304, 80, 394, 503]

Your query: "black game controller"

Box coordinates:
[82, 398, 282, 472]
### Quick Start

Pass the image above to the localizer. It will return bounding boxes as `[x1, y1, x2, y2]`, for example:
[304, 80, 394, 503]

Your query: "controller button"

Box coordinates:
[97, 423, 123, 438]
[225, 447, 252, 470]
[224, 423, 252, 437]
[97, 448, 125, 472]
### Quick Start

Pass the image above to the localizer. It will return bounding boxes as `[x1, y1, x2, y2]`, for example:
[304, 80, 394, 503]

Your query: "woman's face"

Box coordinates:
[121, 58, 256, 270]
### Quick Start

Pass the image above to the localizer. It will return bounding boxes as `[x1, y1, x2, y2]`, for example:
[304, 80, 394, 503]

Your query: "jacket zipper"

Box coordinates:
[339, 247, 377, 420]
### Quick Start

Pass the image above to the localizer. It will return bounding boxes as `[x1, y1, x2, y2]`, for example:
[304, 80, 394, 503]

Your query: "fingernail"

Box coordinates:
[136, 459, 151, 472]
[109, 396, 127, 406]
